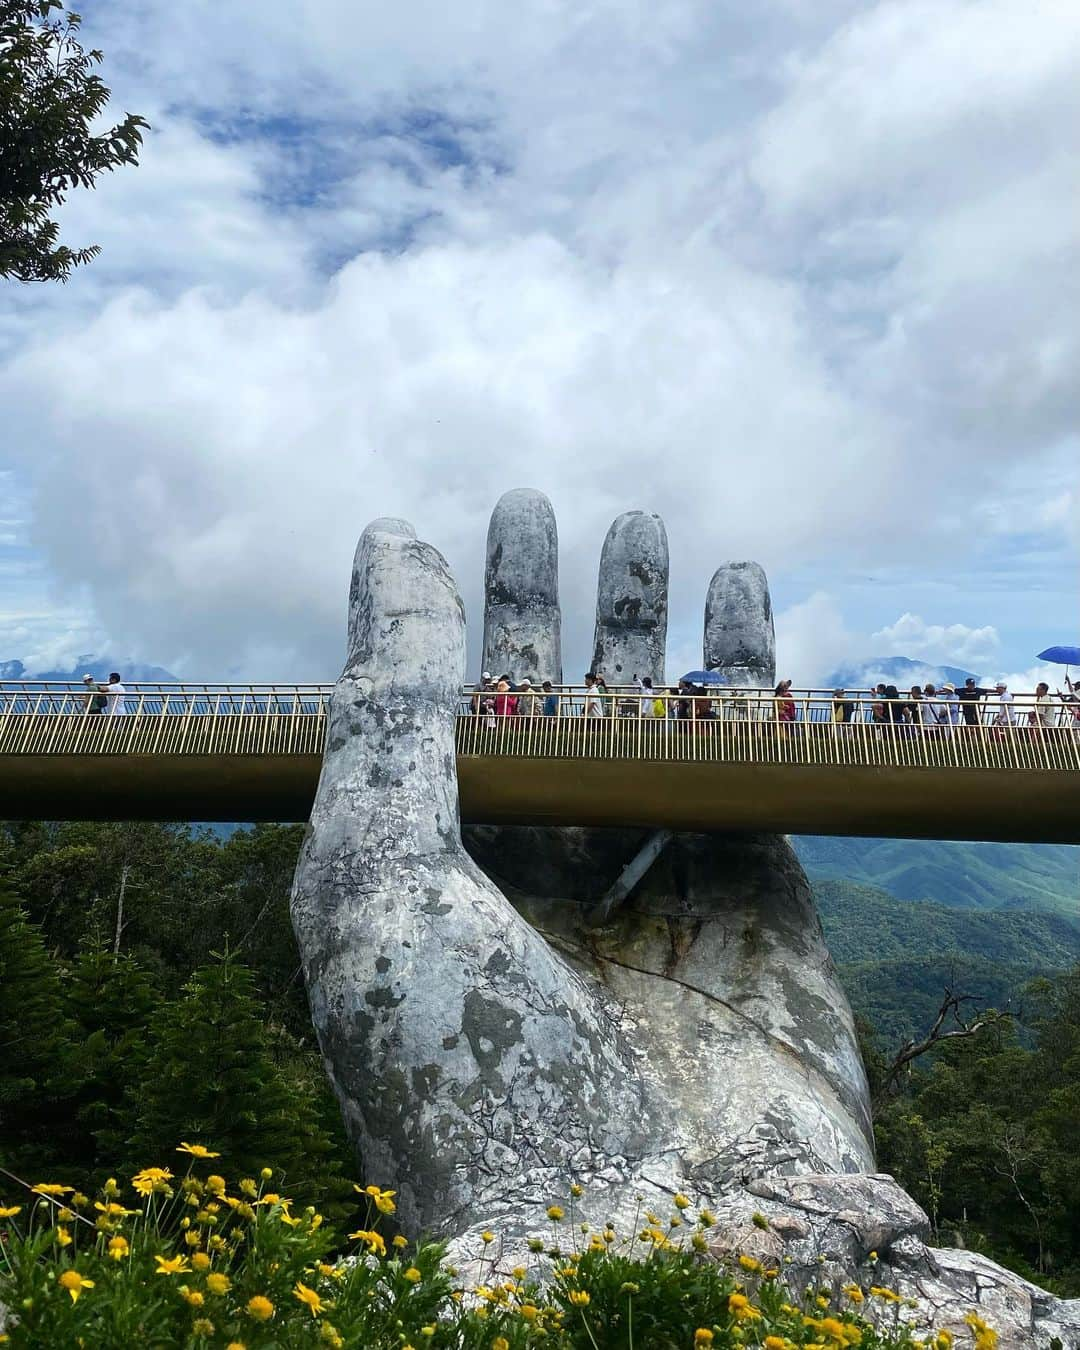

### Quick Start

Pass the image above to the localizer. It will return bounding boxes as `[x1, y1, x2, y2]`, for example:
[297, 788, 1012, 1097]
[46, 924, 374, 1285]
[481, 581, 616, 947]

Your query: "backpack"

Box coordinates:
[91, 692, 108, 712]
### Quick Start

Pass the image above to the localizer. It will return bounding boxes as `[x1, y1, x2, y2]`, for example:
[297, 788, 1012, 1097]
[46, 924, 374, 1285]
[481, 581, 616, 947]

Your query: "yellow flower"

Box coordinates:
[964, 1314, 998, 1350]
[692, 1233, 708, 1253]
[764, 1339, 788, 1350]
[226, 1343, 246, 1350]
[56, 1225, 73, 1247]
[206, 1272, 231, 1295]
[107, 1235, 129, 1260]
[569, 1290, 590, 1306]
[206, 1175, 226, 1195]
[694, 1331, 714, 1346]
[58, 1269, 95, 1302]
[393, 1235, 408, 1249]
[570, 1183, 583, 1197]
[481, 1230, 495, 1244]
[192, 1319, 215, 1337]
[349, 1228, 387, 1257]
[294, 1281, 325, 1317]
[843, 1285, 864, 1304]
[321, 1326, 345, 1349]
[520, 1305, 539, 1322]
[280, 1209, 303, 1228]
[738, 1253, 761, 1272]
[246, 1295, 275, 1322]
[32, 1183, 74, 1197]
[0, 1205, 21, 1219]
[870, 1286, 902, 1303]
[698, 1209, 716, 1227]
[177, 1143, 220, 1159]
[132, 1167, 173, 1196]
[404, 1267, 422, 1284]
[154, 1254, 191, 1275]
[192, 1252, 211, 1271]
[95, 1200, 133, 1217]
[728, 1292, 761, 1321]
[184, 1229, 201, 1248]
[58, 1207, 75, 1221]
[207, 1235, 226, 1251]
[493, 1340, 510, 1350]
[674, 1193, 691, 1210]
[933, 1334, 953, 1350]
[356, 1183, 397, 1214]
[180, 1286, 205, 1307]
[547, 1205, 565, 1221]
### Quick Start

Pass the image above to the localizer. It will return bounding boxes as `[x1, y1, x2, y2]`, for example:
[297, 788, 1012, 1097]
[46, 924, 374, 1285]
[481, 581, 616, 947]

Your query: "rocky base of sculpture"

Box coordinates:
[444, 1172, 1080, 1349]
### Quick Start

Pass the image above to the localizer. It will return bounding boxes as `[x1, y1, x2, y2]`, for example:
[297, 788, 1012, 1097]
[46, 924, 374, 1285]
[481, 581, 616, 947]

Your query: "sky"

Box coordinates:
[1, 0, 1077, 689]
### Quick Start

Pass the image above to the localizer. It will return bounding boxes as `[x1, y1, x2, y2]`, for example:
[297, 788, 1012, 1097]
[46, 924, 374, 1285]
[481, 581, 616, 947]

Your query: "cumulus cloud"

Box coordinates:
[0, 0, 1076, 677]
[774, 592, 857, 687]
[871, 613, 1001, 667]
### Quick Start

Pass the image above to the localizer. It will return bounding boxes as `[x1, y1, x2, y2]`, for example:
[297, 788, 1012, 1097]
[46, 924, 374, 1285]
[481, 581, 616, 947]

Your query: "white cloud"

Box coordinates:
[871, 613, 1001, 667]
[774, 592, 856, 687]
[0, 0, 1077, 678]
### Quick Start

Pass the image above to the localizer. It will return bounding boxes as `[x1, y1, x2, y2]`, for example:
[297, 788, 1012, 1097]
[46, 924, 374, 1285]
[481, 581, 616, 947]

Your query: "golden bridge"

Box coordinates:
[1, 683, 1077, 843]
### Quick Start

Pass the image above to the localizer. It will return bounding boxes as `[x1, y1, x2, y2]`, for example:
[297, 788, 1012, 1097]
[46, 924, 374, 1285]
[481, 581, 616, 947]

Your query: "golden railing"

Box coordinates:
[0, 682, 1077, 774]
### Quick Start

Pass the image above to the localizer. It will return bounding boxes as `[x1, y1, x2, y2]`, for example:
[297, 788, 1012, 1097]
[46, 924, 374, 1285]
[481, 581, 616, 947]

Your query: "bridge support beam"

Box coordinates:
[585, 827, 674, 928]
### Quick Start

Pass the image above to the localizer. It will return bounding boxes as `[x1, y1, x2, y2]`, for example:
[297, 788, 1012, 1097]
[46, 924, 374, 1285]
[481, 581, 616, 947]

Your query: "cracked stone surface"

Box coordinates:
[704, 560, 776, 687]
[591, 509, 669, 683]
[292, 497, 1080, 1346]
[482, 487, 562, 683]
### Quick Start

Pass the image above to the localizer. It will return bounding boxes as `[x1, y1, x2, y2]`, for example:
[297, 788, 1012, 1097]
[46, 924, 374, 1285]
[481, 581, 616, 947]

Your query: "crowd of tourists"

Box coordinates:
[470, 671, 1080, 730]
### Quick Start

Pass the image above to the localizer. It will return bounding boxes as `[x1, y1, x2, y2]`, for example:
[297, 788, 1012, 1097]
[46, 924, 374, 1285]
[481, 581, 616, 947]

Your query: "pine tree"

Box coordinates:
[64, 941, 157, 1171]
[129, 952, 352, 1213]
[0, 887, 83, 1177]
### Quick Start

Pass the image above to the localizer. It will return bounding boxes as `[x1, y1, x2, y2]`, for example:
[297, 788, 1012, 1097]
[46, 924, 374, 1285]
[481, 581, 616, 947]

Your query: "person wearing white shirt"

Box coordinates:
[583, 672, 604, 717]
[103, 672, 127, 716]
[939, 683, 960, 731]
[920, 683, 943, 734]
[1033, 682, 1057, 729]
[992, 682, 1015, 727]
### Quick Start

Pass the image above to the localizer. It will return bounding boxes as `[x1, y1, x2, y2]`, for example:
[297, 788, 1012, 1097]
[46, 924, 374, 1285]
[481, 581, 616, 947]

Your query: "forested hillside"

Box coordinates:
[795, 836, 1080, 912]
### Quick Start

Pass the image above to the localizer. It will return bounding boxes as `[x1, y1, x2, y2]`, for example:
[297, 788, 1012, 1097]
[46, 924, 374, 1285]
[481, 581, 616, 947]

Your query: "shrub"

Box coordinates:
[0, 1157, 994, 1348]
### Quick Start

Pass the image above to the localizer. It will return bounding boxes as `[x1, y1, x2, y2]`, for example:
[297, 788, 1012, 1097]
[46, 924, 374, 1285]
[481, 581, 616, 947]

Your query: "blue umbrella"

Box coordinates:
[1037, 646, 1080, 667]
[680, 669, 727, 686]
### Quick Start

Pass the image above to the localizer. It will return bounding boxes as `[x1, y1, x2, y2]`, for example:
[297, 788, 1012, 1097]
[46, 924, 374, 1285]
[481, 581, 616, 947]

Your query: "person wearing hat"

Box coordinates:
[956, 676, 995, 727]
[82, 673, 107, 715]
[517, 677, 538, 716]
[991, 681, 1016, 729]
[831, 688, 854, 725]
[471, 671, 494, 714]
[939, 682, 960, 730]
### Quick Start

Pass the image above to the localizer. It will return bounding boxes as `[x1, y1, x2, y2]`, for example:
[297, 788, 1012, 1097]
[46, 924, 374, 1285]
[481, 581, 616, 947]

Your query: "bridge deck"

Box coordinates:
[0, 693, 1076, 842]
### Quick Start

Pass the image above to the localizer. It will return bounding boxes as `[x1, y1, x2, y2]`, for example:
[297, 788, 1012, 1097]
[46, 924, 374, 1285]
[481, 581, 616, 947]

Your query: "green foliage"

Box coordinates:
[875, 975, 1080, 1294]
[0, 887, 84, 1175]
[129, 954, 351, 1217]
[0, 0, 147, 281]
[0, 1166, 961, 1348]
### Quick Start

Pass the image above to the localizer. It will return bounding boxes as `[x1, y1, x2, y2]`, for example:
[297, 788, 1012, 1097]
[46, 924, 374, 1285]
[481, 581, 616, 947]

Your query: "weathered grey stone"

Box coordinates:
[464, 825, 874, 1177]
[704, 560, 776, 687]
[291, 519, 661, 1236]
[592, 510, 668, 683]
[482, 488, 561, 683]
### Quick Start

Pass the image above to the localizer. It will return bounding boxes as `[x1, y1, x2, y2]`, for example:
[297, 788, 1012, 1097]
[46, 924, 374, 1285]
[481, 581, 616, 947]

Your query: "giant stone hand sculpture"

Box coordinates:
[292, 494, 1080, 1348]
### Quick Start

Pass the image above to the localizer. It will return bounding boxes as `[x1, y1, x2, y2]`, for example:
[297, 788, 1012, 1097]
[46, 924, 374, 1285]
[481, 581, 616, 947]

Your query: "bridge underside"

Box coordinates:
[1, 753, 1074, 843]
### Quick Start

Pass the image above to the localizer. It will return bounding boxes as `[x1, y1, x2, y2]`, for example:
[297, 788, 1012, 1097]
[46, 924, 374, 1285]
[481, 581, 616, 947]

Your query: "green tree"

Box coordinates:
[129, 952, 352, 1214]
[64, 940, 157, 1170]
[0, 0, 147, 282]
[0, 888, 83, 1177]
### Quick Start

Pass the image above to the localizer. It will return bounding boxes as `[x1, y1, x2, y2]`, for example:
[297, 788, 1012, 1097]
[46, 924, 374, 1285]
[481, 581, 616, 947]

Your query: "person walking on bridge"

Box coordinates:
[103, 673, 126, 716]
[957, 677, 994, 727]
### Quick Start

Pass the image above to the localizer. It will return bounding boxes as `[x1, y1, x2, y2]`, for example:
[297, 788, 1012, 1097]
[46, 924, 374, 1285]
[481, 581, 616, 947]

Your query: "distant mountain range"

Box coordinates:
[824, 655, 978, 690]
[0, 657, 179, 684]
[793, 837, 1078, 915]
